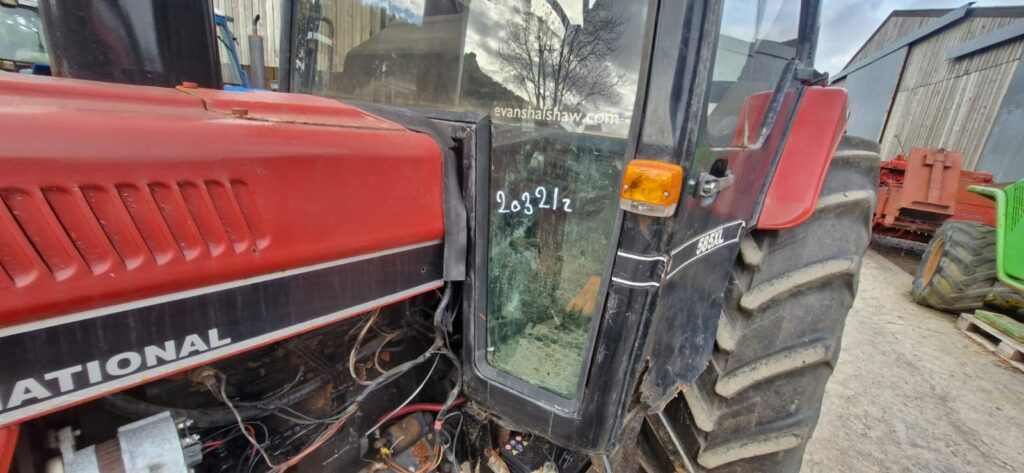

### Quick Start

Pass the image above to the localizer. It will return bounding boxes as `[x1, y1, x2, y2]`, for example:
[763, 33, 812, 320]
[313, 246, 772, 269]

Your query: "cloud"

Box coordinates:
[816, 0, 1024, 75]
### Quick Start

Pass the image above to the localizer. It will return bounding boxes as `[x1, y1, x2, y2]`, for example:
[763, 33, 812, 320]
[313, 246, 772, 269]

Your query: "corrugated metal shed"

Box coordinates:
[833, 6, 1024, 179]
[213, 0, 281, 70]
[212, 0, 386, 81]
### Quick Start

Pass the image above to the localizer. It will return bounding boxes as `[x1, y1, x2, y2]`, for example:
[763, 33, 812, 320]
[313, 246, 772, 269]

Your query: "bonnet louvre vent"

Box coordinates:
[0, 180, 265, 288]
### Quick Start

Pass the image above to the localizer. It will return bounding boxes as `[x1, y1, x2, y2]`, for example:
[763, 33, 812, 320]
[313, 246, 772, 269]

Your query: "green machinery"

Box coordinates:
[913, 179, 1024, 355]
[970, 181, 1024, 294]
[913, 179, 1024, 314]
[968, 180, 1024, 347]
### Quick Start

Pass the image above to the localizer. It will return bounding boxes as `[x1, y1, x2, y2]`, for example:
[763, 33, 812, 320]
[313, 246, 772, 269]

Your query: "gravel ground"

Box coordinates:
[802, 250, 1024, 472]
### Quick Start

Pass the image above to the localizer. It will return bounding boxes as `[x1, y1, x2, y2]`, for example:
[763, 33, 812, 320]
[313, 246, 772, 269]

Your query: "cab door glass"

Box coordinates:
[707, 0, 799, 148]
[479, 2, 650, 400]
[289, 0, 651, 399]
[216, 23, 244, 86]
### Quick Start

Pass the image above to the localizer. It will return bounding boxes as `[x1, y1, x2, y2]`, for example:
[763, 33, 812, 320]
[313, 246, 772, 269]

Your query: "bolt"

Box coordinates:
[662, 191, 670, 198]
[701, 180, 717, 196]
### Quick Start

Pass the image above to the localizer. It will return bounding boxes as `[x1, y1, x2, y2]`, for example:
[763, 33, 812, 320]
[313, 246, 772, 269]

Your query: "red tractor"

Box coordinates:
[0, 1, 878, 472]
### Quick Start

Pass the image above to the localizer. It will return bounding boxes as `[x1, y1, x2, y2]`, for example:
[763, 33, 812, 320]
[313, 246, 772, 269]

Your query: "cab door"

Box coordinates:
[626, 0, 808, 407]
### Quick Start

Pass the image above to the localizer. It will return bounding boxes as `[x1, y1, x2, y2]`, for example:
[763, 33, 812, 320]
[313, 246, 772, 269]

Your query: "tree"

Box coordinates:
[498, 1, 626, 112]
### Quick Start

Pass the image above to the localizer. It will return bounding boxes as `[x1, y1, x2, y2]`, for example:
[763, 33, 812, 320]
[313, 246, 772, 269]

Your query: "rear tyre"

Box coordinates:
[912, 221, 999, 313]
[669, 136, 879, 472]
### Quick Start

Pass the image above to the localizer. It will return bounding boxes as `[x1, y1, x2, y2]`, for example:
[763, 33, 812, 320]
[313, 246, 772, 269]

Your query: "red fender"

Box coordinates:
[0, 425, 16, 473]
[758, 87, 849, 229]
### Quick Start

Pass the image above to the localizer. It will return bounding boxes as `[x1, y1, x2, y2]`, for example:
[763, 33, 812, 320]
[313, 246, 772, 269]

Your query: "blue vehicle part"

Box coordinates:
[214, 14, 251, 90]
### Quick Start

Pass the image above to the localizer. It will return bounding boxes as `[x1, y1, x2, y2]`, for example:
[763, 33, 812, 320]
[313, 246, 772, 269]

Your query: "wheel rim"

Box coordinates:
[922, 238, 945, 286]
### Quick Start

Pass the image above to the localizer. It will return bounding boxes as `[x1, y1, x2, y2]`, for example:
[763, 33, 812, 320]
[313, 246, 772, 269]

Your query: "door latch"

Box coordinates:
[697, 171, 735, 197]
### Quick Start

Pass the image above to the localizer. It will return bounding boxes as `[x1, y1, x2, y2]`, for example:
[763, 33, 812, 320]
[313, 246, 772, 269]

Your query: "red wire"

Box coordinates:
[377, 398, 466, 424]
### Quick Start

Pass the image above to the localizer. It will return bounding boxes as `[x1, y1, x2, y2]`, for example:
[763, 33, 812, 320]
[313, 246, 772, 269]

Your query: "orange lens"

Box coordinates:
[619, 160, 684, 217]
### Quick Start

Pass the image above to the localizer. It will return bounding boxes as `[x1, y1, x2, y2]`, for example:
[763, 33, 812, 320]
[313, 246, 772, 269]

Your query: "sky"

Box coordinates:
[816, 0, 1024, 74]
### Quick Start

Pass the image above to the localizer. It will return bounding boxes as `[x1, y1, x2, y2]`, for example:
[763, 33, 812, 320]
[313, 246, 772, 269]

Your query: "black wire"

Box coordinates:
[286, 340, 344, 388]
[432, 285, 454, 330]
[229, 367, 307, 407]
[432, 284, 463, 422]
[103, 393, 269, 428]
[350, 347, 437, 407]
[435, 347, 463, 422]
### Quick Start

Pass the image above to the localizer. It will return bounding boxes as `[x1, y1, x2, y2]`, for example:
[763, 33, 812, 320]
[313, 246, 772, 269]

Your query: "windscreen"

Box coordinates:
[292, 0, 651, 399]
[216, 22, 245, 86]
[0, 6, 47, 66]
[706, 0, 798, 147]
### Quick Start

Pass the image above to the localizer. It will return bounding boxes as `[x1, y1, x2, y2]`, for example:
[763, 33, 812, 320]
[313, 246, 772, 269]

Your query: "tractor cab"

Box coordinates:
[7, 1, 250, 90]
[281, 0, 830, 452]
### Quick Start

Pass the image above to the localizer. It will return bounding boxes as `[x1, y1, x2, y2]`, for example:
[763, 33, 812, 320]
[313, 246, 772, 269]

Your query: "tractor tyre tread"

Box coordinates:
[674, 135, 879, 473]
[912, 221, 999, 313]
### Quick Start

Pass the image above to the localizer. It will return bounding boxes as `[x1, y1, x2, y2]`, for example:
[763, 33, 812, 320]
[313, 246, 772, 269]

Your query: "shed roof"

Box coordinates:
[834, 5, 1024, 81]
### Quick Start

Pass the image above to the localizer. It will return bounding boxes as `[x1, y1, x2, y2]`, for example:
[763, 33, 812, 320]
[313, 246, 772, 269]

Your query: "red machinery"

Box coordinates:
[874, 148, 996, 241]
[0, 73, 445, 423]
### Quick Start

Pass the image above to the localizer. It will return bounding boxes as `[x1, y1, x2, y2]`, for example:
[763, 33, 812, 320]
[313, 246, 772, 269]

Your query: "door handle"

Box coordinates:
[697, 171, 735, 197]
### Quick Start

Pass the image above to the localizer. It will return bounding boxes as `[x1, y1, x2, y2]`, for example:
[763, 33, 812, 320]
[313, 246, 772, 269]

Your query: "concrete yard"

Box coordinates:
[803, 251, 1024, 472]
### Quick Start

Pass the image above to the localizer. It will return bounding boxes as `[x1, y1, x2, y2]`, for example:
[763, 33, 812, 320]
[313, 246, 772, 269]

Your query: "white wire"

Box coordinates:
[443, 411, 464, 451]
[440, 411, 464, 473]
[364, 354, 441, 437]
[349, 310, 381, 385]
[220, 377, 278, 469]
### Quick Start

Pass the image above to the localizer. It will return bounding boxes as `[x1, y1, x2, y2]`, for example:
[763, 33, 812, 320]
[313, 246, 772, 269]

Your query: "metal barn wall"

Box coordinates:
[841, 14, 938, 65]
[213, 0, 282, 70]
[883, 16, 1024, 170]
[316, 0, 387, 72]
[214, 0, 387, 81]
[835, 12, 1024, 171]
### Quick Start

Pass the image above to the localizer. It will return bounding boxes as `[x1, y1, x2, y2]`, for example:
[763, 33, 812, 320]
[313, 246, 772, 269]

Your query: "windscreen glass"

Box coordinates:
[216, 23, 245, 86]
[840, 48, 905, 141]
[707, 0, 798, 147]
[291, 0, 651, 398]
[0, 6, 47, 65]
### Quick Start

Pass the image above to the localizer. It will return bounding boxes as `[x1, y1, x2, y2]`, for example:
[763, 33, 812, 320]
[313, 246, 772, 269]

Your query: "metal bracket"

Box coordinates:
[795, 65, 829, 86]
[697, 171, 735, 197]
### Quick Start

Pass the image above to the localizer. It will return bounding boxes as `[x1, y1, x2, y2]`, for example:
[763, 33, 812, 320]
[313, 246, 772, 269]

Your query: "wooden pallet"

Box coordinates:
[958, 312, 1024, 374]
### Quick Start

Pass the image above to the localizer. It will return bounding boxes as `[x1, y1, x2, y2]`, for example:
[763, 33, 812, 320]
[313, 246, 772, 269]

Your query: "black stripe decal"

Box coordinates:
[0, 242, 443, 425]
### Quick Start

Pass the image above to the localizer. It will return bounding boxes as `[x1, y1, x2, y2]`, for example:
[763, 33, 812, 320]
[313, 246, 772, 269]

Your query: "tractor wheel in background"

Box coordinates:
[985, 283, 1024, 318]
[656, 135, 880, 472]
[912, 221, 999, 313]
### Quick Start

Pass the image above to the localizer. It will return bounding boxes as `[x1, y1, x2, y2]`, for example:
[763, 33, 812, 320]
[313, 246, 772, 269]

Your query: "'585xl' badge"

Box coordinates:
[666, 221, 746, 279]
